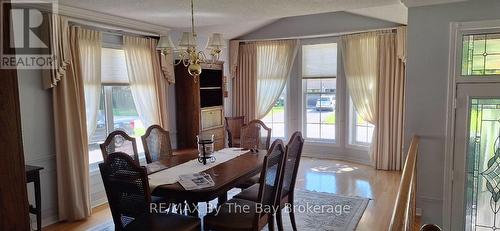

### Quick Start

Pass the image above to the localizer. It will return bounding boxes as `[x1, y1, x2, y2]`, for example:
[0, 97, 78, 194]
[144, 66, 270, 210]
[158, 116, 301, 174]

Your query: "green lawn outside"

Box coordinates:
[324, 113, 336, 124]
[113, 108, 138, 116]
[271, 106, 284, 113]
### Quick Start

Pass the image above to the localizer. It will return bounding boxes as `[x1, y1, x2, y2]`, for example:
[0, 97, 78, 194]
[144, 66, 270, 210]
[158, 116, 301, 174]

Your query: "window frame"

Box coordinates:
[88, 42, 148, 169]
[302, 78, 338, 144]
[300, 42, 340, 145]
[346, 97, 374, 150]
[261, 84, 288, 139]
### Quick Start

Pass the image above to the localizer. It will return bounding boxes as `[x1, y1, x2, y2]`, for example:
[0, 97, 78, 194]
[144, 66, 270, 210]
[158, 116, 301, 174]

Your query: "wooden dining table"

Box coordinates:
[145, 149, 266, 215]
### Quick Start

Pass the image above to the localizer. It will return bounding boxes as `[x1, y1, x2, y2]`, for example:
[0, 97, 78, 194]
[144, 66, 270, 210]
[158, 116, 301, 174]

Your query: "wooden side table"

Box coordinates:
[26, 165, 43, 231]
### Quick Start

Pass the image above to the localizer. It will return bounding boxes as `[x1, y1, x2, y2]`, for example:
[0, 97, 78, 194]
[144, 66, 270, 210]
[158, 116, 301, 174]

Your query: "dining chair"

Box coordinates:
[225, 116, 245, 147]
[99, 152, 201, 231]
[204, 139, 287, 231]
[234, 132, 305, 231]
[240, 120, 272, 150]
[142, 125, 173, 164]
[100, 130, 139, 165]
[235, 120, 272, 190]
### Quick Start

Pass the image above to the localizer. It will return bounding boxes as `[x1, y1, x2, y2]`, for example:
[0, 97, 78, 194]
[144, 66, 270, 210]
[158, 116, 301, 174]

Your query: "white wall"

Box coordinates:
[405, 0, 500, 226]
[18, 70, 59, 227]
[239, 11, 401, 40]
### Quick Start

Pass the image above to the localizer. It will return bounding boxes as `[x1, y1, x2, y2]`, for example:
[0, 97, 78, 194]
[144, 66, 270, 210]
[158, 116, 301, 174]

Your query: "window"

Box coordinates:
[349, 98, 375, 146]
[462, 33, 500, 76]
[88, 48, 146, 164]
[302, 43, 337, 142]
[262, 87, 286, 138]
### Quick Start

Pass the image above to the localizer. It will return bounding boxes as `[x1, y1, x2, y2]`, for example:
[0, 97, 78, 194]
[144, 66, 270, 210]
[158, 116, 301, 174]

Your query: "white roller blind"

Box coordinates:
[101, 48, 129, 83]
[302, 43, 337, 78]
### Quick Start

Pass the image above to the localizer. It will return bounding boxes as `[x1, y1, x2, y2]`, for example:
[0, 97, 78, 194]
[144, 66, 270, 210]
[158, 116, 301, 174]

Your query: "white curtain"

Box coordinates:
[256, 40, 298, 119]
[78, 28, 102, 138]
[123, 36, 161, 127]
[341, 32, 379, 160]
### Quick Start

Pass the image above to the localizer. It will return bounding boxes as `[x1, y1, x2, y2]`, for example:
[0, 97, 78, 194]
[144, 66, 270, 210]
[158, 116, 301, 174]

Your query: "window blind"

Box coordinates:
[101, 48, 129, 84]
[302, 43, 337, 78]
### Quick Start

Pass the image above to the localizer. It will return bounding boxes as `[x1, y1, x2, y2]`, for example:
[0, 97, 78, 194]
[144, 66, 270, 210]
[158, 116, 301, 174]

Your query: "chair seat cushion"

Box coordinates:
[233, 184, 259, 202]
[125, 213, 200, 231]
[235, 174, 260, 189]
[234, 184, 290, 204]
[203, 198, 259, 231]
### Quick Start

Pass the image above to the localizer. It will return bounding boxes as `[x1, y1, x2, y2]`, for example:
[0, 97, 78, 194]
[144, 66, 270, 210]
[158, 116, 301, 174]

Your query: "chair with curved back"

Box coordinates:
[100, 130, 139, 165]
[240, 120, 272, 150]
[234, 131, 305, 231]
[99, 152, 201, 231]
[234, 120, 272, 190]
[204, 139, 287, 231]
[225, 116, 245, 147]
[141, 125, 173, 164]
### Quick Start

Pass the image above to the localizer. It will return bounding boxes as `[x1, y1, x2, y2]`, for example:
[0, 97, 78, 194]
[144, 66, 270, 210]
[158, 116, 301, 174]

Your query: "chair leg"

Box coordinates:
[268, 214, 275, 231]
[276, 207, 284, 231]
[289, 197, 298, 231]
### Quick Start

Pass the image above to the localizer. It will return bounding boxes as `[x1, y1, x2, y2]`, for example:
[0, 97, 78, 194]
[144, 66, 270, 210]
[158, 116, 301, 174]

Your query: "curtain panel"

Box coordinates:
[341, 32, 379, 126]
[255, 40, 298, 119]
[375, 32, 406, 171]
[229, 40, 241, 79]
[52, 26, 102, 221]
[42, 14, 71, 89]
[342, 28, 407, 171]
[232, 39, 298, 122]
[79, 29, 102, 138]
[232, 43, 257, 123]
[123, 36, 162, 128]
[149, 39, 171, 129]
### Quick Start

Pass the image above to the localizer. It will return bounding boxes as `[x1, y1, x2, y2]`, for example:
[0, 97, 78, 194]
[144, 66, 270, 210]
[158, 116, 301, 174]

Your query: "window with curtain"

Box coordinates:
[302, 43, 337, 142]
[349, 98, 375, 146]
[87, 48, 146, 164]
[261, 86, 286, 138]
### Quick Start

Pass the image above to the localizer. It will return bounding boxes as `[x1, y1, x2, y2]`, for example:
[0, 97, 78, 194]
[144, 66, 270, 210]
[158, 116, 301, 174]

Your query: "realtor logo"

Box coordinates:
[1, 0, 57, 69]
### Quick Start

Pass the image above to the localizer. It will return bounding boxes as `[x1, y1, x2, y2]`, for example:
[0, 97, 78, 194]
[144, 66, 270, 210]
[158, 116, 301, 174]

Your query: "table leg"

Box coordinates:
[34, 172, 42, 231]
[186, 201, 199, 217]
[218, 193, 228, 206]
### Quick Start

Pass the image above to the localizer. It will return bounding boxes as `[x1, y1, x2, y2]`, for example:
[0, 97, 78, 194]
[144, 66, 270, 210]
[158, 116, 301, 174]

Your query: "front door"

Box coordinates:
[452, 83, 500, 230]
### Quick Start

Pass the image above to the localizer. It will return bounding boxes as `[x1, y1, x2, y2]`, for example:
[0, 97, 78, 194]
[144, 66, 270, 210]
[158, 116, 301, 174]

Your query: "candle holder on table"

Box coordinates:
[197, 134, 216, 165]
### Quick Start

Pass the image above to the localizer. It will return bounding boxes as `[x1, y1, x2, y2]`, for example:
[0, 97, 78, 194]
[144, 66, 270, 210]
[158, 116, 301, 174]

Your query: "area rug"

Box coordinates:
[88, 189, 369, 231]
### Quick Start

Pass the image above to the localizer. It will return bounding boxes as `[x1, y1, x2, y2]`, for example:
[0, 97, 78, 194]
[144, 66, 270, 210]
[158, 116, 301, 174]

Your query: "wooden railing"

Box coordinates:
[389, 136, 420, 231]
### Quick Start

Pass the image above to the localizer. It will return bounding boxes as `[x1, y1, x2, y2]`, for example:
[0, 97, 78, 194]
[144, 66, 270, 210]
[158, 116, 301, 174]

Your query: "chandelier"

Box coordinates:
[156, 0, 224, 79]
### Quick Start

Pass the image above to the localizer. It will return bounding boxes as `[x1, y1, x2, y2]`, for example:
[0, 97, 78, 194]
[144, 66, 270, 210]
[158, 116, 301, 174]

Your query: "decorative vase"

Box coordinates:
[197, 134, 216, 165]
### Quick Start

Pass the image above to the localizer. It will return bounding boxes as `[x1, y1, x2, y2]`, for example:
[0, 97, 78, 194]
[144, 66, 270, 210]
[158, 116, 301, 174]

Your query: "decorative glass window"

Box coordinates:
[462, 33, 500, 76]
[465, 98, 500, 230]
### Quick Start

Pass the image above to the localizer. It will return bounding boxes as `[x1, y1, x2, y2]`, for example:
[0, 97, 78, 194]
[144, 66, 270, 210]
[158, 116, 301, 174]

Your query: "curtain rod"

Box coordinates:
[24, 3, 163, 37]
[68, 18, 160, 38]
[237, 26, 401, 43]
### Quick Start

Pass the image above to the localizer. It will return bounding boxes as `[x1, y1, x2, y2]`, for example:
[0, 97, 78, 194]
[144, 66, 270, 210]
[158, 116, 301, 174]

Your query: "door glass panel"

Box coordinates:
[466, 98, 500, 231]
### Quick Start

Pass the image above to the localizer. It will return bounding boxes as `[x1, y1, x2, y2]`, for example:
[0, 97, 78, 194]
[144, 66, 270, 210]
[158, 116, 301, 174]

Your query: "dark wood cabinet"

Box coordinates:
[175, 62, 225, 151]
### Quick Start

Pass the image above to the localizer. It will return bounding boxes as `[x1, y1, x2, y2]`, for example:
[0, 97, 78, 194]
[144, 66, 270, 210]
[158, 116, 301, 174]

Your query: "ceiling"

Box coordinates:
[57, 0, 466, 39]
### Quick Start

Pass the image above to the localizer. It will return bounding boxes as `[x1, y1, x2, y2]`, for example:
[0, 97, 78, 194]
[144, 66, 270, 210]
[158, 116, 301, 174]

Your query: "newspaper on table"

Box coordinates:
[178, 172, 215, 190]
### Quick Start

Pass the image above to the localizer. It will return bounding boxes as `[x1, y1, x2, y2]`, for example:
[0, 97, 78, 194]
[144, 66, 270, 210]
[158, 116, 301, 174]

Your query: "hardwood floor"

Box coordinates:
[44, 157, 401, 231]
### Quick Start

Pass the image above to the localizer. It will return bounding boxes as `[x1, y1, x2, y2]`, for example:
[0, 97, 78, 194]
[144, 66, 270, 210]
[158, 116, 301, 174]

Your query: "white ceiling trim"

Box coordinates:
[401, 0, 468, 7]
[57, 4, 170, 36]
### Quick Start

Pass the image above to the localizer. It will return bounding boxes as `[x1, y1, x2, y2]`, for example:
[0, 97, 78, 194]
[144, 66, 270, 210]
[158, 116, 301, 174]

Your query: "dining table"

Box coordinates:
[145, 148, 266, 216]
